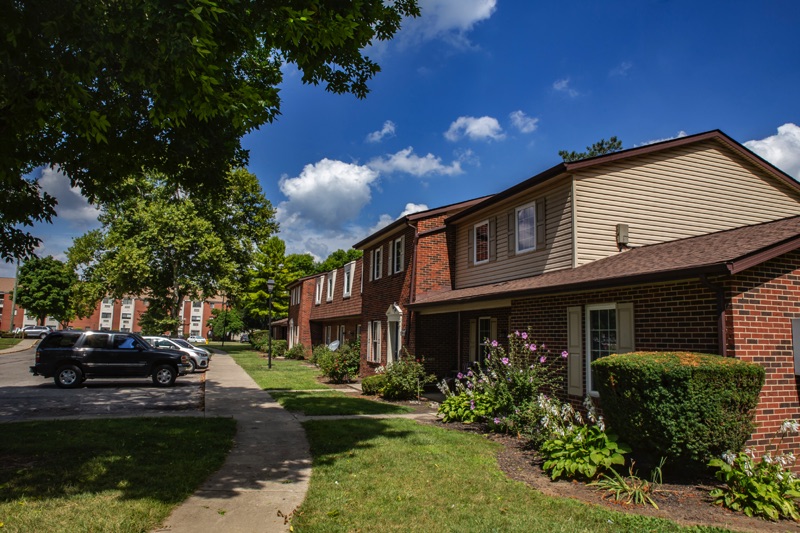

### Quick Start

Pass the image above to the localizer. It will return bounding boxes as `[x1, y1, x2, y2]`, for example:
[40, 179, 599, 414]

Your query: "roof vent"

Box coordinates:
[616, 224, 629, 247]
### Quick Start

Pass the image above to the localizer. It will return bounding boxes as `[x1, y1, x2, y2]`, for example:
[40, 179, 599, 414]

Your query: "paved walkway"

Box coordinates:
[155, 353, 312, 533]
[0, 338, 37, 354]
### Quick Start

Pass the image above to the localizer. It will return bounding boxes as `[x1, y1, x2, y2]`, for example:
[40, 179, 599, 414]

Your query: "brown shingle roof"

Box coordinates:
[409, 216, 800, 308]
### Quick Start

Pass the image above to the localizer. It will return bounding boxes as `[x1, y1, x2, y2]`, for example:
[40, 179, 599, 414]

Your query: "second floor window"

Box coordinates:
[392, 236, 405, 273]
[192, 301, 202, 308]
[343, 262, 354, 298]
[371, 247, 383, 281]
[326, 271, 337, 302]
[315, 276, 324, 304]
[516, 202, 536, 253]
[101, 312, 111, 319]
[474, 221, 489, 264]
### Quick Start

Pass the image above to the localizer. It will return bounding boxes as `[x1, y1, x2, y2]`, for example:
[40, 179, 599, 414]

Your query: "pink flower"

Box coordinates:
[561, 350, 569, 358]
[514, 330, 520, 336]
[529, 344, 537, 352]
[457, 372, 464, 379]
[521, 332, 528, 340]
[501, 357, 510, 365]
[541, 343, 546, 350]
[539, 356, 546, 363]
[491, 340, 498, 348]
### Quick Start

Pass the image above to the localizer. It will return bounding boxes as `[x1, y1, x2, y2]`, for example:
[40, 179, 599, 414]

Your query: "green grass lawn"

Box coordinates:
[227, 350, 324, 390]
[0, 337, 22, 349]
[0, 417, 236, 533]
[270, 391, 412, 416]
[293, 419, 730, 533]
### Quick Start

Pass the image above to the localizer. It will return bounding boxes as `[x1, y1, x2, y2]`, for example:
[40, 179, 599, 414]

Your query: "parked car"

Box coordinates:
[21, 325, 55, 338]
[143, 336, 210, 372]
[30, 330, 191, 388]
[187, 335, 207, 345]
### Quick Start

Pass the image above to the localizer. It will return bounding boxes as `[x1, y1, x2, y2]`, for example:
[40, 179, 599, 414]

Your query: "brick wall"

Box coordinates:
[310, 258, 363, 321]
[726, 251, 800, 457]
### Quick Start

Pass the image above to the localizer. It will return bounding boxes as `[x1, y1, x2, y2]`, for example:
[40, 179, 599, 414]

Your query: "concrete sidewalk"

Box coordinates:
[155, 353, 312, 533]
[0, 338, 37, 354]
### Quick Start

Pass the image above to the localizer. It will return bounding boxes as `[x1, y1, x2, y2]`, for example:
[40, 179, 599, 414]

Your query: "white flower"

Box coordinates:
[780, 419, 800, 435]
[722, 452, 735, 466]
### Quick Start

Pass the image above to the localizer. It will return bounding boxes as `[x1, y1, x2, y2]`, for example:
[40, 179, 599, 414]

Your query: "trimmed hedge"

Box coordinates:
[361, 374, 387, 396]
[285, 343, 307, 360]
[592, 351, 764, 469]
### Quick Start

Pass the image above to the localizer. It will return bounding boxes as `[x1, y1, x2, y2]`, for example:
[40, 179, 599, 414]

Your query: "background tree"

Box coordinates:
[73, 170, 275, 335]
[206, 307, 245, 340]
[242, 237, 290, 329]
[1, 0, 420, 261]
[559, 137, 624, 162]
[14, 256, 76, 326]
[314, 249, 363, 274]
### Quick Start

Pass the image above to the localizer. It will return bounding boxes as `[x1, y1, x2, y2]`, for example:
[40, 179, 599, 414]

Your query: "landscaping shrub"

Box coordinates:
[361, 374, 387, 396]
[271, 340, 288, 357]
[285, 343, 308, 360]
[316, 342, 360, 383]
[592, 351, 765, 468]
[250, 330, 268, 350]
[381, 355, 436, 400]
[437, 329, 564, 435]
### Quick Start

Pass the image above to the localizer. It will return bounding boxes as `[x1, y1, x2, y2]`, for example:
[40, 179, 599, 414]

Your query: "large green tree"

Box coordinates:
[559, 137, 624, 162]
[242, 236, 290, 328]
[1, 0, 420, 261]
[73, 169, 276, 334]
[14, 256, 76, 326]
[314, 249, 363, 274]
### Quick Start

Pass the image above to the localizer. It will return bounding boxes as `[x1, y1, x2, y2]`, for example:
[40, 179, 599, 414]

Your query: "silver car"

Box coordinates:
[144, 336, 210, 372]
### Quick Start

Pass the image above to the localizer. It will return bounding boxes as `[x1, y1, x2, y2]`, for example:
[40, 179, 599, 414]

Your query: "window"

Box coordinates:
[192, 301, 202, 308]
[326, 270, 337, 302]
[315, 276, 324, 304]
[516, 202, 536, 253]
[121, 313, 131, 320]
[339, 325, 346, 344]
[371, 247, 383, 281]
[478, 317, 492, 361]
[325, 325, 332, 344]
[291, 287, 301, 306]
[343, 262, 354, 298]
[474, 221, 489, 264]
[102, 298, 112, 305]
[101, 312, 111, 319]
[122, 298, 132, 305]
[586, 304, 616, 394]
[391, 236, 405, 273]
[367, 321, 381, 363]
[469, 317, 496, 364]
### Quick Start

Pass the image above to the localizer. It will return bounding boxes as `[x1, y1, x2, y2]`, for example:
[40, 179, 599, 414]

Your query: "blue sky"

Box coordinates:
[7, 0, 800, 277]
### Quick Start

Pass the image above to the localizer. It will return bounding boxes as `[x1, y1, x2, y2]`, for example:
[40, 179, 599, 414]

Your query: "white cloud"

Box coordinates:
[637, 131, 688, 147]
[366, 120, 397, 143]
[744, 123, 800, 180]
[368, 203, 430, 234]
[553, 78, 579, 98]
[368, 147, 464, 176]
[278, 159, 379, 227]
[38, 167, 101, 225]
[444, 116, 505, 142]
[610, 61, 633, 77]
[403, 0, 497, 47]
[509, 110, 539, 134]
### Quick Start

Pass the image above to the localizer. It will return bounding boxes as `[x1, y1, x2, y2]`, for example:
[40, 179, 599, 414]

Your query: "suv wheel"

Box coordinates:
[39, 332, 48, 339]
[152, 365, 177, 387]
[54, 365, 83, 389]
[186, 359, 197, 373]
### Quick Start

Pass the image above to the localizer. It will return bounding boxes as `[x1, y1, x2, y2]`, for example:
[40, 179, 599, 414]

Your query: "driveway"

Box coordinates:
[0, 347, 205, 421]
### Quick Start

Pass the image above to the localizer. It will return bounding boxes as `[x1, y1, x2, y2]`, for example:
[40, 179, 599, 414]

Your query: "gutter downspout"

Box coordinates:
[700, 274, 728, 357]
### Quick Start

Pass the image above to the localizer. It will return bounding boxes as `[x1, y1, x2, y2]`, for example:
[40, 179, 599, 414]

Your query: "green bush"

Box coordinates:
[250, 330, 268, 350]
[381, 355, 436, 400]
[316, 342, 360, 383]
[271, 340, 288, 357]
[592, 351, 765, 468]
[285, 343, 308, 360]
[361, 374, 387, 395]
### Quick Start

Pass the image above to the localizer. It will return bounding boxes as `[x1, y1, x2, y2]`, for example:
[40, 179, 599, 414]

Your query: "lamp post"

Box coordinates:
[267, 278, 274, 369]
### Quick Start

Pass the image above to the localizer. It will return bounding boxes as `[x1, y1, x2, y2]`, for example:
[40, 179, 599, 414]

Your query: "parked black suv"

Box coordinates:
[30, 331, 191, 388]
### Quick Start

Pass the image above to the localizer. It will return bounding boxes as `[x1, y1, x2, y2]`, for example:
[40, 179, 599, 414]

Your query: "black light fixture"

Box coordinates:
[267, 278, 275, 369]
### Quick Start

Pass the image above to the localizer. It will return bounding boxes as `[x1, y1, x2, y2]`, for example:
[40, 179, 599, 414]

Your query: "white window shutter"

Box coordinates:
[567, 306, 583, 396]
[367, 321, 373, 361]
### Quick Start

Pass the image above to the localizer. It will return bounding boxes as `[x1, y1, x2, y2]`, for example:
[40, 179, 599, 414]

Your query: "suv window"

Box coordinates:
[39, 332, 81, 349]
[112, 335, 139, 349]
[84, 333, 110, 349]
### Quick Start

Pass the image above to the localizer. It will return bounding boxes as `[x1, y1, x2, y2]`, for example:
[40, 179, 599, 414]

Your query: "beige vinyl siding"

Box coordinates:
[574, 141, 800, 265]
[455, 181, 574, 289]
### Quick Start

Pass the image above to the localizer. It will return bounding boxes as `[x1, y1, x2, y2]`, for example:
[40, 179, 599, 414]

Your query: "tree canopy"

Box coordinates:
[314, 249, 363, 274]
[559, 137, 624, 162]
[14, 256, 76, 326]
[71, 169, 276, 334]
[1, 0, 420, 261]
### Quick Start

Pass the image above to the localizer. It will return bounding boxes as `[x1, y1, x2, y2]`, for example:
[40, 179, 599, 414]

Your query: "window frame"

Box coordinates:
[343, 261, 354, 298]
[473, 220, 490, 264]
[315, 276, 324, 305]
[515, 201, 537, 254]
[326, 270, 337, 302]
[372, 247, 383, 281]
[585, 303, 617, 396]
[391, 236, 405, 274]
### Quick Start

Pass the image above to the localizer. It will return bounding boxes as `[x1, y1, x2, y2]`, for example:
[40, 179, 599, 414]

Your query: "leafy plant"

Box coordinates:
[316, 342, 360, 383]
[381, 354, 435, 400]
[708, 420, 800, 521]
[361, 374, 387, 396]
[538, 395, 630, 481]
[436, 328, 564, 432]
[285, 343, 307, 360]
[589, 458, 665, 509]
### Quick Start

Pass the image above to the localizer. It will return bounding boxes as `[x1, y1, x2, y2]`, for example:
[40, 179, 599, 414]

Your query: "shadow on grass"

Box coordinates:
[270, 391, 412, 416]
[0, 417, 236, 504]
[302, 418, 416, 467]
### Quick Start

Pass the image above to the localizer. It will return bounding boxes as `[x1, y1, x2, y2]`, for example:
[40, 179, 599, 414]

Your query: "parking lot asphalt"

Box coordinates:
[1, 345, 311, 533]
